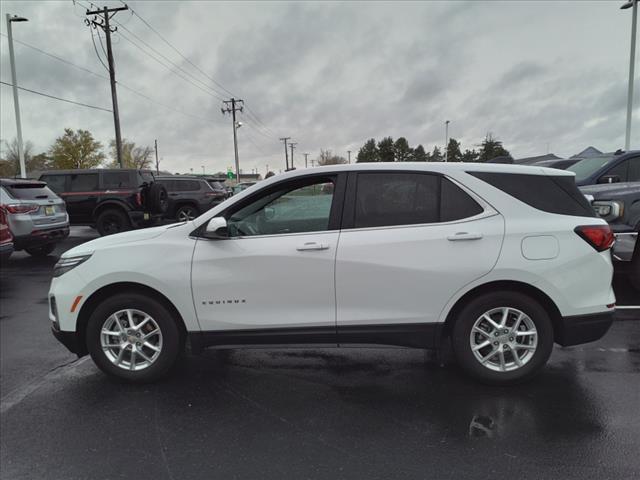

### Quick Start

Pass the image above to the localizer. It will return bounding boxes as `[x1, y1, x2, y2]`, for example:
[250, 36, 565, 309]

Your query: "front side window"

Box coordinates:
[628, 157, 640, 181]
[69, 174, 99, 192]
[227, 177, 335, 236]
[604, 160, 629, 182]
[567, 156, 613, 182]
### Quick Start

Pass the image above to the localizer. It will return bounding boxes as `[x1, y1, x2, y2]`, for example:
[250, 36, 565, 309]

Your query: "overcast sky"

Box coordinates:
[0, 0, 638, 175]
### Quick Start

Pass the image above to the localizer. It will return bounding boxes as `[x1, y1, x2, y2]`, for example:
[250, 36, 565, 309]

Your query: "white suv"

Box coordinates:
[49, 163, 616, 384]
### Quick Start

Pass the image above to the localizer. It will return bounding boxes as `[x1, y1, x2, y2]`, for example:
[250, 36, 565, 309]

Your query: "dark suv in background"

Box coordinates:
[39, 169, 167, 236]
[568, 150, 639, 186]
[156, 176, 226, 221]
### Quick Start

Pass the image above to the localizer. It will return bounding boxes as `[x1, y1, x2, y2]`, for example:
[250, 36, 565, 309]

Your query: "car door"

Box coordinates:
[335, 171, 504, 335]
[191, 173, 346, 334]
[64, 173, 99, 223]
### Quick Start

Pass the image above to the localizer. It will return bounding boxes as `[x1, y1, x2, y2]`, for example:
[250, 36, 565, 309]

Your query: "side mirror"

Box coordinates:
[204, 217, 228, 239]
[598, 174, 621, 184]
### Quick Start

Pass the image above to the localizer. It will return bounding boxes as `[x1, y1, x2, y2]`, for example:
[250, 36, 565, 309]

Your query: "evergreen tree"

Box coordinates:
[377, 137, 395, 162]
[393, 137, 411, 162]
[478, 133, 510, 163]
[356, 138, 379, 163]
[430, 145, 444, 162]
[446, 138, 462, 162]
[411, 144, 428, 162]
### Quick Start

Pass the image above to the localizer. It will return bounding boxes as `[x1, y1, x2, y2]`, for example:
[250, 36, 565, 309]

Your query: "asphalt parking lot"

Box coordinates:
[1, 228, 639, 480]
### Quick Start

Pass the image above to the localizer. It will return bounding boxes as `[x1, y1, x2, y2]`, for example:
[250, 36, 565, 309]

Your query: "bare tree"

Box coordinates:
[316, 149, 347, 166]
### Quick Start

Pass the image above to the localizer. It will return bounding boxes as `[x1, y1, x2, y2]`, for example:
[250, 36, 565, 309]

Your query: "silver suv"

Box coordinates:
[0, 178, 69, 256]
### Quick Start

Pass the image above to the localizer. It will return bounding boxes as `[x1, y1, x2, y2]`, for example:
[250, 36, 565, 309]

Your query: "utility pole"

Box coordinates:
[310, 159, 316, 167]
[280, 137, 290, 170]
[85, 4, 128, 168]
[347, 150, 351, 164]
[289, 142, 297, 169]
[304, 153, 309, 168]
[154, 139, 159, 174]
[6, 14, 28, 178]
[221, 98, 244, 183]
[621, 0, 637, 150]
[444, 120, 450, 162]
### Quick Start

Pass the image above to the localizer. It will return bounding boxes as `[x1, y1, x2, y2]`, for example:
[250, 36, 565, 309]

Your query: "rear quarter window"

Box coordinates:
[69, 174, 99, 192]
[40, 175, 66, 193]
[469, 171, 596, 217]
[103, 171, 132, 189]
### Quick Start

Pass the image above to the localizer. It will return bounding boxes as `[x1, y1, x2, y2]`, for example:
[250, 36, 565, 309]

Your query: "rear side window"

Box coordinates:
[69, 174, 99, 192]
[629, 157, 640, 181]
[4, 183, 57, 200]
[469, 171, 596, 217]
[40, 175, 66, 193]
[103, 172, 131, 189]
[440, 178, 484, 221]
[175, 180, 201, 192]
[353, 173, 483, 228]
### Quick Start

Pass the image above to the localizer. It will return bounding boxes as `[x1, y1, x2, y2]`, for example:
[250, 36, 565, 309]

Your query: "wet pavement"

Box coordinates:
[1, 228, 639, 480]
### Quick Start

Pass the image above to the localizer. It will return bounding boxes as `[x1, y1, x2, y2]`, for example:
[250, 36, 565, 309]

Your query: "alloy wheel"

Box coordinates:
[100, 309, 163, 371]
[177, 207, 197, 221]
[469, 307, 538, 372]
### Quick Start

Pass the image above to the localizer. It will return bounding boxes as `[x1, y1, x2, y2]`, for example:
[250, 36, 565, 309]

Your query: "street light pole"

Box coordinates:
[444, 120, 450, 162]
[6, 14, 28, 178]
[622, 0, 638, 150]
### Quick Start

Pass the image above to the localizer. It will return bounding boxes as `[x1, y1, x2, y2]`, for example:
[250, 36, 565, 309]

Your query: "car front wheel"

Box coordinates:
[96, 209, 130, 236]
[86, 293, 182, 382]
[451, 292, 554, 385]
[176, 205, 199, 222]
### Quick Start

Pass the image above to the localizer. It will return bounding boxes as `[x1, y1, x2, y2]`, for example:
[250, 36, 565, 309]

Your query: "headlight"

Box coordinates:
[53, 254, 92, 278]
[592, 200, 623, 220]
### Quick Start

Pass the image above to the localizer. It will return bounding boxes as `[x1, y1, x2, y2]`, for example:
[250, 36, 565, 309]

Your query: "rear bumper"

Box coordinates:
[13, 226, 69, 250]
[555, 311, 614, 346]
[128, 211, 163, 228]
[51, 326, 81, 355]
[0, 242, 13, 259]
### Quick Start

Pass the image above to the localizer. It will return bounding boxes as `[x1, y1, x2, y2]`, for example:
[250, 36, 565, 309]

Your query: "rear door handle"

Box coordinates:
[296, 242, 329, 251]
[447, 232, 483, 241]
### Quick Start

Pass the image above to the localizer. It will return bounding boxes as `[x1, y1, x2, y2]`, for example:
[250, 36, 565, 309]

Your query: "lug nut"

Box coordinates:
[504, 329, 509, 334]
[493, 341, 499, 346]
[494, 332, 499, 337]
[509, 337, 514, 342]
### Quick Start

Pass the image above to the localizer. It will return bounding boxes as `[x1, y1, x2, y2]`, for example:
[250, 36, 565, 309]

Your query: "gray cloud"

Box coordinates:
[0, 0, 637, 174]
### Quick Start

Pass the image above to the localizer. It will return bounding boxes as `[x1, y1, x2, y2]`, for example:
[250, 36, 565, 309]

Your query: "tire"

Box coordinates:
[145, 183, 168, 214]
[24, 243, 56, 257]
[86, 292, 182, 382]
[96, 208, 130, 236]
[175, 204, 199, 222]
[451, 291, 554, 385]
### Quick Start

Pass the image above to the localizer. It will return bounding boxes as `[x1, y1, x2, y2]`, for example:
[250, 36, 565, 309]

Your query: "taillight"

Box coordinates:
[135, 192, 143, 207]
[574, 225, 615, 252]
[5, 203, 39, 214]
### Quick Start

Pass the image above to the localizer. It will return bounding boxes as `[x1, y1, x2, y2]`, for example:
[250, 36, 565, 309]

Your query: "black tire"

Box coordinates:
[86, 292, 182, 382]
[96, 208, 130, 236]
[145, 183, 168, 214]
[451, 291, 554, 385]
[24, 243, 56, 257]
[175, 204, 199, 222]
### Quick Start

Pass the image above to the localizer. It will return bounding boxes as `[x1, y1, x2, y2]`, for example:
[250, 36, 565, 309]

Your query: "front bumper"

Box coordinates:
[555, 311, 614, 346]
[51, 326, 81, 355]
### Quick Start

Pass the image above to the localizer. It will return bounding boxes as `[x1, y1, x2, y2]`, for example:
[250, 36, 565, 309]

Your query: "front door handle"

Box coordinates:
[296, 242, 329, 251]
[447, 232, 483, 241]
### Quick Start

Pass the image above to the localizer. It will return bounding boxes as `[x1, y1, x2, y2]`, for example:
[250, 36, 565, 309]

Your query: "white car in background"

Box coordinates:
[49, 163, 615, 385]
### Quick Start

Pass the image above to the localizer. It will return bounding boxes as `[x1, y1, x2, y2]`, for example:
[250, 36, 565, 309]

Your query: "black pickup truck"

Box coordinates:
[39, 169, 168, 236]
[581, 182, 640, 290]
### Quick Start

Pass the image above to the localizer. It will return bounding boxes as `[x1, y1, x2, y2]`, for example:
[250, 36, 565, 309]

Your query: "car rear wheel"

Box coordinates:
[96, 209, 130, 236]
[451, 292, 554, 385]
[176, 205, 199, 222]
[24, 243, 56, 257]
[86, 293, 182, 382]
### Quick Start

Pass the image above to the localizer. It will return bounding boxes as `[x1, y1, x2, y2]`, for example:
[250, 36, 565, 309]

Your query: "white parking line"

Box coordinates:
[616, 306, 640, 310]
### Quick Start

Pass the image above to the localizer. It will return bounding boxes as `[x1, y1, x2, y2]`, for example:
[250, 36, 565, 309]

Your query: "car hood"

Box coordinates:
[579, 182, 640, 198]
[61, 223, 185, 257]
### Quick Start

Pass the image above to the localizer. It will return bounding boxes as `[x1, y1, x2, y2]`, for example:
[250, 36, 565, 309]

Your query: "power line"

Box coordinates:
[0, 80, 112, 112]
[90, 27, 109, 73]
[1, 33, 206, 121]
[115, 28, 224, 102]
[114, 21, 226, 101]
[127, 4, 236, 99]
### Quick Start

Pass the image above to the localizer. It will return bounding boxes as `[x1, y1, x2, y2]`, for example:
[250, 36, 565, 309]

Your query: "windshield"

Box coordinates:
[4, 183, 57, 200]
[567, 156, 613, 182]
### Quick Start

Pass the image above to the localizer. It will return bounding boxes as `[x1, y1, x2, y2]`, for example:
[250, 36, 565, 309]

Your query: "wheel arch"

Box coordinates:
[441, 280, 563, 344]
[75, 282, 187, 356]
[92, 200, 131, 221]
